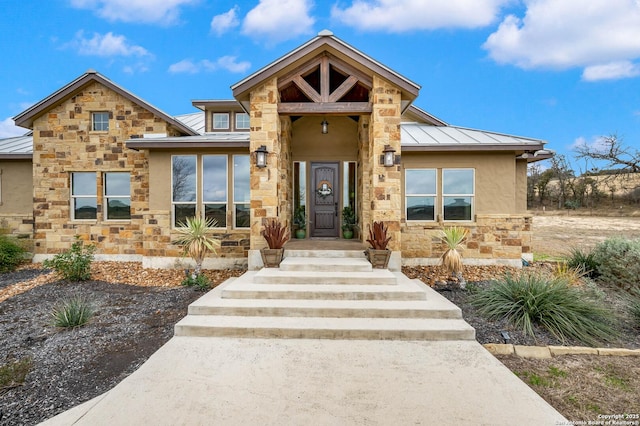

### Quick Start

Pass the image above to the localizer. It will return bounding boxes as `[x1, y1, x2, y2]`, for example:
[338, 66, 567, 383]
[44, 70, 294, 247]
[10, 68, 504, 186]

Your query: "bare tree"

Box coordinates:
[549, 154, 575, 208]
[575, 134, 640, 174]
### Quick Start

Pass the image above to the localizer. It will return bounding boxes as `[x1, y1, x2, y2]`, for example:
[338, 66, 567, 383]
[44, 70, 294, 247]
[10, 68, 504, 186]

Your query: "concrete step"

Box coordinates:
[279, 257, 372, 273]
[222, 283, 426, 301]
[188, 292, 462, 319]
[252, 268, 396, 285]
[174, 315, 476, 341]
[284, 249, 366, 259]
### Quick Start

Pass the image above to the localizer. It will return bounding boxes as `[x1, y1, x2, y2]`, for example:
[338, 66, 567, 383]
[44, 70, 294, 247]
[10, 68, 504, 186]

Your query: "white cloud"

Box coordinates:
[68, 31, 150, 57]
[242, 0, 314, 44]
[331, 0, 510, 32]
[582, 61, 640, 81]
[484, 0, 640, 80]
[168, 56, 251, 74]
[211, 7, 239, 36]
[0, 117, 27, 138]
[69, 0, 197, 25]
[570, 135, 609, 152]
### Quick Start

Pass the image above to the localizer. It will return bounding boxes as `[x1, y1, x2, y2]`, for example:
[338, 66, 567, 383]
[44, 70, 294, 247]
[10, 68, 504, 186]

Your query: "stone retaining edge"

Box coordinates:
[483, 343, 640, 359]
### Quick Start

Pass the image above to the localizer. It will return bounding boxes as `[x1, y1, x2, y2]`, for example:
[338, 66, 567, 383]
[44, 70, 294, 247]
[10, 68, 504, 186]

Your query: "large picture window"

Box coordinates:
[203, 155, 227, 227]
[405, 169, 436, 221]
[443, 169, 474, 221]
[172, 155, 197, 227]
[104, 172, 131, 220]
[233, 155, 250, 228]
[71, 172, 97, 220]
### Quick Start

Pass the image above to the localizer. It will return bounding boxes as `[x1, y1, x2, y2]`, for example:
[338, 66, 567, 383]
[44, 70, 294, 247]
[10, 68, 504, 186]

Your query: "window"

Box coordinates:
[203, 155, 227, 227]
[405, 169, 436, 221]
[172, 155, 197, 227]
[343, 161, 357, 214]
[104, 173, 131, 220]
[443, 169, 474, 221]
[233, 155, 250, 228]
[71, 172, 97, 220]
[213, 113, 229, 130]
[92, 112, 109, 131]
[235, 113, 250, 130]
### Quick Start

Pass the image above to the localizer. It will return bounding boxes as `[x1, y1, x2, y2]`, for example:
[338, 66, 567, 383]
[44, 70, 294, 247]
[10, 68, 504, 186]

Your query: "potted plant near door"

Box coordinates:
[293, 205, 306, 239]
[365, 221, 392, 269]
[341, 206, 356, 239]
[260, 219, 290, 267]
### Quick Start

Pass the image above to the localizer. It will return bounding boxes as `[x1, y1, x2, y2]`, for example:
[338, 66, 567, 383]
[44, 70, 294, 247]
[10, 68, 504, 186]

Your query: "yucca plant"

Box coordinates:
[174, 217, 220, 278]
[470, 272, 617, 346]
[261, 219, 290, 249]
[439, 226, 469, 288]
[553, 261, 589, 286]
[566, 246, 598, 278]
[51, 295, 94, 328]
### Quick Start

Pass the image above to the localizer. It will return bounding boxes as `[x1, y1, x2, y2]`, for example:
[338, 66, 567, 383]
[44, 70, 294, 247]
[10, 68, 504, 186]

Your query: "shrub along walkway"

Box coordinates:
[41, 254, 565, 426]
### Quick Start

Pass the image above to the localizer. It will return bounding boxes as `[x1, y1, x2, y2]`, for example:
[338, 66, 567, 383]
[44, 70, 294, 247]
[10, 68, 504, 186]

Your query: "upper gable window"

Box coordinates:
[235, 113, 250, 130]
[92, 112, 109, 131]
[213, 113, 229, 130]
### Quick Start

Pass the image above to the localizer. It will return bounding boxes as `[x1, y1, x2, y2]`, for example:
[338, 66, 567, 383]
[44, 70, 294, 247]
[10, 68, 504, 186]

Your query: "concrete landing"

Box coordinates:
[41, 337, 566, 426]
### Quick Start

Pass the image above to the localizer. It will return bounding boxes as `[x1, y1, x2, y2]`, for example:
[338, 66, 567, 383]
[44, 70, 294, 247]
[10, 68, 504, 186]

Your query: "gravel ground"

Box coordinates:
[1, 262, 638, 425]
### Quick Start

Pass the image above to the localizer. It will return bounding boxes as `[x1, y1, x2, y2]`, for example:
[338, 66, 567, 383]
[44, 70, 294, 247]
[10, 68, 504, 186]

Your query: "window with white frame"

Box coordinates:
[203, 155, 227, 227]
[92, 112, 109, 131]
[405, 169, 437, 221]
[233, 155, 250, 228]
[172, 155, 197, 227]
[71, 172, 97, 220]
[235, 113, 250, 130]
[213, 113, 229, 130]
[442, 169, 474, 221]
[104, 172, 131, 220]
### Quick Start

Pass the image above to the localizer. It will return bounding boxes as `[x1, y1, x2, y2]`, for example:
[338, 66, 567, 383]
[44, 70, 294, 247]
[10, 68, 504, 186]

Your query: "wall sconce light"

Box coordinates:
[255, 145, 268, 168]
[383, 144, 396, 167]
[321, 119, 329, 134]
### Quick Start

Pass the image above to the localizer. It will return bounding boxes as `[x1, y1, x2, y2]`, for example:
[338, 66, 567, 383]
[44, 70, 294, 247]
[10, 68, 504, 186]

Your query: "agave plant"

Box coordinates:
[366, 221, 391, 250]
[174, 217, 220, 278]
[261, 219, 290, 249]
[439, 226, 469, 288]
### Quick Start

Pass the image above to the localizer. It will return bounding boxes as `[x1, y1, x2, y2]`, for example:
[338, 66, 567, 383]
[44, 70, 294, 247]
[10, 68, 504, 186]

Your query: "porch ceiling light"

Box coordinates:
[383, 144, 396, 167]
[321, 119, 329, 134]
[255, 145, 268, 168]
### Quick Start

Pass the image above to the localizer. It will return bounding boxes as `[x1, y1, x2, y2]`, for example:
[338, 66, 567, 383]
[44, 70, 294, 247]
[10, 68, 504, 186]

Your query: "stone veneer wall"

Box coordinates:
[31, 81, 179, 257]
[401, 214, 533, 266]
[278, 116, 293, 228]
[357, 116, 371, 236]
[0, 215, 34, 237]
[368, 75, 402, 251]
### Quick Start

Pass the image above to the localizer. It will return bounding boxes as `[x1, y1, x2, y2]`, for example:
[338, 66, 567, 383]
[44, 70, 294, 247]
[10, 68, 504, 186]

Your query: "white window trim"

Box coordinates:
[91, 112, 109, 132]
[235, 112, 250, 130]
[71, 172, 97, 221]
[202, 155, 228, 229]
[171, 155, 198, 228]
[405, 168, 437, 222]
[103, 172, 131, 221]
[212, 113, 230, 130]
[442, 168, 475, 222]
[232, 154, 250, 229]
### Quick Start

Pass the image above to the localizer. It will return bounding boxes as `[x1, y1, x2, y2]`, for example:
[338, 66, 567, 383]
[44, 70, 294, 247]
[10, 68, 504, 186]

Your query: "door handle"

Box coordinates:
[335, 202, 338, 217]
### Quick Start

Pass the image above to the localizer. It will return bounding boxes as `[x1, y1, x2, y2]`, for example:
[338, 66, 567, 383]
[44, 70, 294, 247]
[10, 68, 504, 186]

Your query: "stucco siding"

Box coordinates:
[0, 160, 33, 214]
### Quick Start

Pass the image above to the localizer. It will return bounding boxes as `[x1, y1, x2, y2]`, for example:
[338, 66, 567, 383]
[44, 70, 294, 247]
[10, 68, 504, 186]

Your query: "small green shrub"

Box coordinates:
[181, 273, 211, 291]
[566, 246, 599, 279]
[0, 357, 32, 389]
[51, 295, 94, 328]
[470, 272, 617, 346]
[0, 235, 26, 273]
[592, 237, 640, 291]
[43, 236, 95, 281]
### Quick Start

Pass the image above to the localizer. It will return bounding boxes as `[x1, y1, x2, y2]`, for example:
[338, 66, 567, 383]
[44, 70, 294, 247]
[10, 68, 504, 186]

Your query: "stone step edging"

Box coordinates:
[483, 343, 640, 359]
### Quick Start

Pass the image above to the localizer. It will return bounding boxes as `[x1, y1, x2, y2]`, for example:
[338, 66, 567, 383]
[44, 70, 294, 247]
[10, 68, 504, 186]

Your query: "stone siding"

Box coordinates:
[0, 214, 34, 237]
[401, 214, 532, 266]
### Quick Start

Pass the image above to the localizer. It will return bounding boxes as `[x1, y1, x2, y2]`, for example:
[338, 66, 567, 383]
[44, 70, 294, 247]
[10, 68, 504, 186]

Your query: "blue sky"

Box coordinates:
[1, 0, 639, 172]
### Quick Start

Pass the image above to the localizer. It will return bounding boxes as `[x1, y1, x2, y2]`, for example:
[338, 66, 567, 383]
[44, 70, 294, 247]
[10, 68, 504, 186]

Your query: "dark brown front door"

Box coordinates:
[310, 162, 339, 237]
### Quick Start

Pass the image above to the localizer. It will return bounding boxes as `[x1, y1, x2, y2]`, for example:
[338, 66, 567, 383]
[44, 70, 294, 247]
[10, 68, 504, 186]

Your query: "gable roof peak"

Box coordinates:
[86, 68, 97, 74]
[318, 29, 333, 37]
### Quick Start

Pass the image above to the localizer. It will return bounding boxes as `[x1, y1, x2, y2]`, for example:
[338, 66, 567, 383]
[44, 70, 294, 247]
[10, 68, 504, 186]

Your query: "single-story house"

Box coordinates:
[0, 30, 551, 270]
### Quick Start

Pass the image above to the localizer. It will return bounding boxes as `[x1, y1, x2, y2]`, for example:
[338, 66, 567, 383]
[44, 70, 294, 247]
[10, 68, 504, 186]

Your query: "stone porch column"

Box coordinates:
[248, 77, 281, 269]
[368, 75, 402, 270]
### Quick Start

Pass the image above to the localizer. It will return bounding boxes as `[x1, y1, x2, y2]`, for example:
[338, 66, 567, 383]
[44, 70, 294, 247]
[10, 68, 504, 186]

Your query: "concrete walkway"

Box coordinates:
[42, 337, 565, 425]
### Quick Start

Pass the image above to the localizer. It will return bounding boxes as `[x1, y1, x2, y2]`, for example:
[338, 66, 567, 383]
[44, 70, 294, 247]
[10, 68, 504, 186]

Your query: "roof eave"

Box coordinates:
[401, 143, 546, 152]
[126, 140, 249, 151]
[0, 153, 33, 159]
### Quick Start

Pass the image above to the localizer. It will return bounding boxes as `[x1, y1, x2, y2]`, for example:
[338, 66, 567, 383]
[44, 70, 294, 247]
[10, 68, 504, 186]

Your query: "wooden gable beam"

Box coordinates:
[292, 75, 321, 103]
[277, 56, 323, 90]
[320, 56, 330, 102]
[278, 102, 371, 115]
[328, 75, 358, 103]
